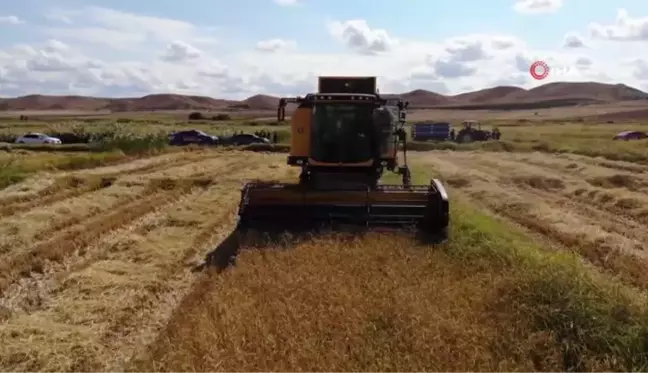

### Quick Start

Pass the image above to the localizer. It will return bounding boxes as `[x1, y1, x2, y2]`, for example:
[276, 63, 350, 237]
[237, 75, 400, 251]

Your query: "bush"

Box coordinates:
[241, 143, 290, 153]
[91, 132, 169, 155]
[50, 132, 93, 144]
[212, 114, 231, 121]
[188, 112, 204, 120]
[0, 158, 28, 189]
[7, 144, 92, 152]
[0, 133, 16, 143]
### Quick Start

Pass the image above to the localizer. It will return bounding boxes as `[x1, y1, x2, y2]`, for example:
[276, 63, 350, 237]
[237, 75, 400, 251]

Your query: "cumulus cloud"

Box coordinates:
[513, 0, 564, 14]
[43, 39, 70, 53]
[255, 39, 297, 53]
[589, 9, 648, 41]
[328, 20, 397, 55]
[0, 15, 23, 25]
[575, 56, 593, 67]
[631, 59, 648, 80]
[563, 33, 586, 48]
[160, 41, 202, 63]
[491, 37, 519, 50]
[273, 0, 302, 5]
[444, 39, 489, 62]
[431, 59, 477, 79]
[0, 5, 644, 98]
[44, 6, 216, 50]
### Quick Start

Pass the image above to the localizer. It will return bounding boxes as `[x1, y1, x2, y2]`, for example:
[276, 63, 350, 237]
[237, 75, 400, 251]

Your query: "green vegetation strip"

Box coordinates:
[446, 201, 648, 371]
[0, 151, 128, 189]
[386, 164, 648, 370]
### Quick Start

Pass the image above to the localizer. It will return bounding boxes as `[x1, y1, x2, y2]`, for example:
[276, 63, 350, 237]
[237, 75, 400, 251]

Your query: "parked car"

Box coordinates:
[168, 129, 219, 146]
[226, 134, 270, 146]
[15, 133, 62, 144]
[613, 131, 648, 140]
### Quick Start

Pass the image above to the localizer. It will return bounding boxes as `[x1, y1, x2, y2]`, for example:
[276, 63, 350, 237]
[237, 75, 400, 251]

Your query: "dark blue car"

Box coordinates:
[168, 130, 219, 146]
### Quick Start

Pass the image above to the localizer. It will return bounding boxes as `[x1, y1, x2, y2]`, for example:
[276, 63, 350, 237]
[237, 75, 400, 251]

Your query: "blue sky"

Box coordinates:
[2, 0, 646, 50]
[0, 0, 647, 97]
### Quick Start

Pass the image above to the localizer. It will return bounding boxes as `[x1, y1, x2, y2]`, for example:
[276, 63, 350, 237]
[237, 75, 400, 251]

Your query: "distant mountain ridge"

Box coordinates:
[1, 82, 646, 112]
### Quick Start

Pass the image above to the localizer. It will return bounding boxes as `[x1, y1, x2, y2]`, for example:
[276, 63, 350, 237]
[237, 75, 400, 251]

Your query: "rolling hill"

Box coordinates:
[0, 82, 646, 112]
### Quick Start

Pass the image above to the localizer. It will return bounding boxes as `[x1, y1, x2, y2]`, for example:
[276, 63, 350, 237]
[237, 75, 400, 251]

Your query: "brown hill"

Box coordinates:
[235, 94, 280, 110]
[105, 94, 232, 111]
[1, 82, 646, 112]
[491, 82, 648, 104]
[0, 95, 111, 111]
[398, 90, 453, 106]
[451, 86, 526, 104]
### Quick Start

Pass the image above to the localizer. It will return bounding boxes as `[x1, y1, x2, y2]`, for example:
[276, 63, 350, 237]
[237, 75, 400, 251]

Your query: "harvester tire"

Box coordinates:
[417, 178, 449, 244]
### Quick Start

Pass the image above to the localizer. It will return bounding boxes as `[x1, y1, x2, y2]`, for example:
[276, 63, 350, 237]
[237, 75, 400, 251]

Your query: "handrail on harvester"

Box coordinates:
[276, 93, 409, 122]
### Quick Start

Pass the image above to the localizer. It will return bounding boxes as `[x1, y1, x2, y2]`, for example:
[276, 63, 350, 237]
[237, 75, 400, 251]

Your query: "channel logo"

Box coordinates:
[529, 60, 550, 80]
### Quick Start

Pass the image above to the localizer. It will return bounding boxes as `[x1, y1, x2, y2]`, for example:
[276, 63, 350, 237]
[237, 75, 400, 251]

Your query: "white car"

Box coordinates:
[15, 133, 62, 144]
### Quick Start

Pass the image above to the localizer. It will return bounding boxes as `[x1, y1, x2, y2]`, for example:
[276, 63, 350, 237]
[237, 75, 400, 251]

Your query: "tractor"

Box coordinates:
[455, 120, 500, 143]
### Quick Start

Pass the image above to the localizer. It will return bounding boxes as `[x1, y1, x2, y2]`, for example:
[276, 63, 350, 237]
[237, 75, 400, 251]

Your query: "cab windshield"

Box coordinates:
[310, 103, 374, 163]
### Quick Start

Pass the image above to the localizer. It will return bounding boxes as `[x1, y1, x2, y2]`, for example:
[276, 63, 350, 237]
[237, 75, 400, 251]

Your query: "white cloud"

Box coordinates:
[273, 0, 302, 6]
[0, 15, 23, 25]
[589, 9, 648, 41]
[44, 6, 216, 50]
[255, 39, 297, 53]
[44, 11, 72, 24]
[160, 41, 202, 63]
[575, 56, 593, 67]
[0, 7, 645, 99]
[631, 59, 648, 80]
[443, 38, 489, 62]
[327, 20, 398, 55]
[513, 0, 564, 14]
[563, 33, 587, 48]
[43, 39, 70, 53]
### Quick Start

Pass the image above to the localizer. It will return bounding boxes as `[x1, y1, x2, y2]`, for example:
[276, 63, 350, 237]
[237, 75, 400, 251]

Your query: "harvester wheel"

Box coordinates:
[419, 225, 448, 244]
[418, 178, 450, 244]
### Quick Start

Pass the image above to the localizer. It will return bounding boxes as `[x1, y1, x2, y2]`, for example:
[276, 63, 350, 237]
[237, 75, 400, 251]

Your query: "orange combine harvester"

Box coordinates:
[235, 76, 450, 241]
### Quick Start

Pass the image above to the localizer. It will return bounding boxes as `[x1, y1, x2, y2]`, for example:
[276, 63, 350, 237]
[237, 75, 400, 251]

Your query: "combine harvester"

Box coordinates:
[235, 76, 450, 243]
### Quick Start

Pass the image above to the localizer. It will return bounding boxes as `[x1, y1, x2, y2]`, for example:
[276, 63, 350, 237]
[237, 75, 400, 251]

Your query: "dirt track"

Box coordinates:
[0, 150, 296, 371]
[414, 150, 648, 285]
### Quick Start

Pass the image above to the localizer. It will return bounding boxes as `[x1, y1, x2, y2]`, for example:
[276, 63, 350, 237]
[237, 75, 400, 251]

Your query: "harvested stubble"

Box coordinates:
[2, 148, 648, 372]
[132, 204, 648, 372]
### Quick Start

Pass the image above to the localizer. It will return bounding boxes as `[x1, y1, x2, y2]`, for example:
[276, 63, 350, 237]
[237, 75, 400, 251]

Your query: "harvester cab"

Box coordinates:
[237, 76, 449, 241]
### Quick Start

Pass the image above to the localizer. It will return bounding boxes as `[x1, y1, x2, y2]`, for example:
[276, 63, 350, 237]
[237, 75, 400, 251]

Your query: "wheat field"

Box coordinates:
[2, 148, 648, 371]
